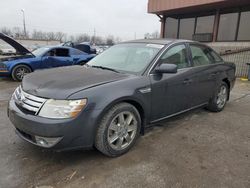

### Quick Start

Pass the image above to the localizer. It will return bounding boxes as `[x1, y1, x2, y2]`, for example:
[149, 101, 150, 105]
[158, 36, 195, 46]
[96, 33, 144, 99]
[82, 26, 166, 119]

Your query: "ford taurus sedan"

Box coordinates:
[8, 39, 236, 157]
[0, 33, 95, 81]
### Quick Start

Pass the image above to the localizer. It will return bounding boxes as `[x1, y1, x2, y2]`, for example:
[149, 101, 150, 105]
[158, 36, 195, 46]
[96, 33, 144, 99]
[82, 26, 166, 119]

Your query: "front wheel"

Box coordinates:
[207, 82, 229, 112]
[11, 65, 32, 81]
[95, 103, 141, 157]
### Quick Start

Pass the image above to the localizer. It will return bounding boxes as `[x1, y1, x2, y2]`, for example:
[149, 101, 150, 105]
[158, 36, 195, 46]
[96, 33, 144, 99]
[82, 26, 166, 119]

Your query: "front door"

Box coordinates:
[42, 48, 73, 68]
[150, 44, 194, 121]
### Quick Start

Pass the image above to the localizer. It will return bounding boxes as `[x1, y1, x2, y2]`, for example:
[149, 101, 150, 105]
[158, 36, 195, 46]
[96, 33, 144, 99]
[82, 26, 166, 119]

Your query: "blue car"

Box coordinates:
[0, 33, 96, 81]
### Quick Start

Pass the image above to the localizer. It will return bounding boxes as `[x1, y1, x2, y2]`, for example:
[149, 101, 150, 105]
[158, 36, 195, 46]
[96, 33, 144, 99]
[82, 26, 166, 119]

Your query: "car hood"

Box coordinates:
[0, 54, 34, 63]
[22, 66, 130, 99]
[0, 33, 31, 55]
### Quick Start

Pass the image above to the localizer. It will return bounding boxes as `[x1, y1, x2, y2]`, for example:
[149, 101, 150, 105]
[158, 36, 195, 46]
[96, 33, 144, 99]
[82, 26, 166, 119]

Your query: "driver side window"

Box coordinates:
[46, 48, 69, 57]
[159, 44, 189, 69]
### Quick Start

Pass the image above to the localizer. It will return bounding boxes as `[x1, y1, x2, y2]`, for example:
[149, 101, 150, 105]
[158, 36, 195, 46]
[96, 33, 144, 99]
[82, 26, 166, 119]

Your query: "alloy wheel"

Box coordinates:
[216, 85, 228, 109]
[107, 111, 138, 150]
[16, 67, 30, 80]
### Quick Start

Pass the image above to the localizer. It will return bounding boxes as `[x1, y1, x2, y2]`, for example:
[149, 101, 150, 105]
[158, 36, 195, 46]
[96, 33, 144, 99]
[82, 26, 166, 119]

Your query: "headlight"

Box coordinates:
[39, 99, 87, 119]
[0, 63, 7, 69]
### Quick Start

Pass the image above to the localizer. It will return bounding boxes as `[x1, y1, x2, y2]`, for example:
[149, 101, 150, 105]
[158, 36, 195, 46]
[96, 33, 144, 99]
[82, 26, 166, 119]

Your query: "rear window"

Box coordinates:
[71, 48, 86, 55]
[207, 48, 223, 63]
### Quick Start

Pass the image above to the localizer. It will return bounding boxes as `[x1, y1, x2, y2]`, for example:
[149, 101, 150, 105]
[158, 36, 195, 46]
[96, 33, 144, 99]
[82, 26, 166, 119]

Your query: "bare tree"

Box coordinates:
[144, 31, 160, 39]
[1, 26, 122, 44]
[32, 30, 48, 40]
[67, 35, 75, 42]
[12, 27, 23, 38]
[0, 27, 12, 36]
[106, 35, 114, 45]
[75, 34, 91, 43]
[55, 32, 66, 42]
[46, 32, 56, 40]
[115, 37, 122, 44]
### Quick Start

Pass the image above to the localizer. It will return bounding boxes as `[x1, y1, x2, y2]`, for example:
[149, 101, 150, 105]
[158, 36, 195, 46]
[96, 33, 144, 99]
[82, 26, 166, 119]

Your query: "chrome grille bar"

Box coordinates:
[14, 86, 47, 114]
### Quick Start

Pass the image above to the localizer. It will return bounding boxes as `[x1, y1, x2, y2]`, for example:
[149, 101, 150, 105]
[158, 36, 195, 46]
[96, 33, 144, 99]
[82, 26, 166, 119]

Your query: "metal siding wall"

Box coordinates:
[148, 0, 226, 13]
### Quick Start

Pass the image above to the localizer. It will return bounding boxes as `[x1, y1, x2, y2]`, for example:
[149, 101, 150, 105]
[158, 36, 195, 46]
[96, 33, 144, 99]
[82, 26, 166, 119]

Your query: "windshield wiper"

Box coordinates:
[91, 65, 120, 73]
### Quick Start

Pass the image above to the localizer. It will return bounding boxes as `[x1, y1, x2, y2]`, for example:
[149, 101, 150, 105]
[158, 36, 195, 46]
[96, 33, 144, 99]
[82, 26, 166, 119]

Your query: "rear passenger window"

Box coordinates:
[190, 45, 211, 66]
[55, 48, 69, 57]
[159, 44, 189, 69]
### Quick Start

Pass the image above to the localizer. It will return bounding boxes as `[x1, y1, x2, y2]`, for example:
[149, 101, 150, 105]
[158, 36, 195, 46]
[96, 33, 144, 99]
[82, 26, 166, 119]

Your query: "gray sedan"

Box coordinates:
[8, 39, 236, 157]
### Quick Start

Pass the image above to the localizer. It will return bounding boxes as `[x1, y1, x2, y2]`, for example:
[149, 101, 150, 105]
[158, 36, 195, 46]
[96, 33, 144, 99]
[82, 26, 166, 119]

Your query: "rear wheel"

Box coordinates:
[11, 65, 31, 81]
[95, 103, 141, 157]
[207, 82, 229, 112]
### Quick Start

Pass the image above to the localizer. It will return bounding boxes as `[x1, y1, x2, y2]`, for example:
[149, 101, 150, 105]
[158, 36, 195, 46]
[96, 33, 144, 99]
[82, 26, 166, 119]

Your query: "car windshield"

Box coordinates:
[32, 47, 50, 57]
[87, 43, 164, 74]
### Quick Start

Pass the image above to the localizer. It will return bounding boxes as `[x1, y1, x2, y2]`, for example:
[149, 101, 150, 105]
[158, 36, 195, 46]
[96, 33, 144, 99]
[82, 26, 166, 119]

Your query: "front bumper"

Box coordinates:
[0, 70, 10, 77]
[8, 98, 101, 151]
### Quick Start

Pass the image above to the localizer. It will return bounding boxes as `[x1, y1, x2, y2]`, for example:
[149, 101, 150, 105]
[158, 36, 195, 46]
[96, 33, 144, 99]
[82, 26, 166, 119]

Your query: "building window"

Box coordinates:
[238, 11, 250, 41]
[195, 15, 215, 34]
[179, 18, 195, 40]
[217, 13, 238, 41]
[165, 17, 178, 38]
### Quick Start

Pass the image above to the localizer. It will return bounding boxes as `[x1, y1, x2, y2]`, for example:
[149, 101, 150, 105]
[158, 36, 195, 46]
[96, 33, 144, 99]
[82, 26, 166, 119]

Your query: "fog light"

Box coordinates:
[35, 136, 62, 148]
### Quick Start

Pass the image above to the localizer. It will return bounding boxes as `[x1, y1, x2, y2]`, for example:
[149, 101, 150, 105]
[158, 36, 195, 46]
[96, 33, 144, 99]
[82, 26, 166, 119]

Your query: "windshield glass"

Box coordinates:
[87, 43, 164, 73]
[32, 47, 50, 57]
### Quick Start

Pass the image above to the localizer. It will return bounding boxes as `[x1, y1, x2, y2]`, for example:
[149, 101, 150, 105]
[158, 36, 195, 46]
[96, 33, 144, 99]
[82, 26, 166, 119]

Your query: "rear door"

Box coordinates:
[186, 43, 219, 106]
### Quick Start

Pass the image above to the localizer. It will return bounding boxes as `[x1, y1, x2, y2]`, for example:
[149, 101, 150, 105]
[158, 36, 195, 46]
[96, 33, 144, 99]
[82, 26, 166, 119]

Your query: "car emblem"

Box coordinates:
[17, 91, 25, 102]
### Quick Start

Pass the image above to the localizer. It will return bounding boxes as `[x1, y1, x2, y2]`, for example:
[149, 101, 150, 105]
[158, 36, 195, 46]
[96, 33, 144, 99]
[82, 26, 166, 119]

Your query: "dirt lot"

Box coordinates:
[0, 78, 249, 188]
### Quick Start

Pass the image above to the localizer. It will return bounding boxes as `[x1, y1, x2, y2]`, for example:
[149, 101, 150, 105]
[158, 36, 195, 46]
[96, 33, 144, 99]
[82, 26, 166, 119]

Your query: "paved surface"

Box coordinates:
[0, 78, 249, 188]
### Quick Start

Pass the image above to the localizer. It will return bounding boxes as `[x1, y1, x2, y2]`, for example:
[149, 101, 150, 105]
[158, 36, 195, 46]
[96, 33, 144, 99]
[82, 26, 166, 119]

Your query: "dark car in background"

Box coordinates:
[0, 33, 95, 81]
[63, 41, 97, 54]
[8, 39, 236, 157]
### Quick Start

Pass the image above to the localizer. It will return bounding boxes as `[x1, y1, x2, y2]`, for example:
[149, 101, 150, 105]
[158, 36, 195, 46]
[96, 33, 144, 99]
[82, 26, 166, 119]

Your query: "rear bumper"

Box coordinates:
[8, 98, 101, 151]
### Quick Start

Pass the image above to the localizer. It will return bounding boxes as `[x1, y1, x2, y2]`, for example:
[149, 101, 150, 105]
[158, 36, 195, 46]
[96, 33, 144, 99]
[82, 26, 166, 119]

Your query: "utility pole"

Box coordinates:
[93, 28, 96, 45]
[21, 9, 27, 38]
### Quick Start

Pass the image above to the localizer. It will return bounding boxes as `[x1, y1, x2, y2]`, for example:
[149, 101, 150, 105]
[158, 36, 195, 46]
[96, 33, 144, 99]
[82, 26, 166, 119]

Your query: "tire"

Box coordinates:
[207, 82, 229, 112]
[11, 65, 32, 82]
[95, 103, 141, 157]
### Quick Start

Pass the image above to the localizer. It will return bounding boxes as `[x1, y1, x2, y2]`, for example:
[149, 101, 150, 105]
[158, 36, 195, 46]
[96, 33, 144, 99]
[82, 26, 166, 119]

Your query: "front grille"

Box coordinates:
[14, 86, 47, 114]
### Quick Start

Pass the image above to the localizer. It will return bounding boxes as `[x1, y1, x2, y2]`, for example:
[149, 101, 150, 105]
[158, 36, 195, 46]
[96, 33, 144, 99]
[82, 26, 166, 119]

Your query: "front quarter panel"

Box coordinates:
[68, 75, 152, 125]
[6, 57, 42, 72]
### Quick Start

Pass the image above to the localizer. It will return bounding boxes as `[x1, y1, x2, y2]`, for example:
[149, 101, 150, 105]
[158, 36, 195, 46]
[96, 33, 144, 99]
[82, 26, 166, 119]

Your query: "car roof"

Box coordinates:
[42, 46, 74, 50]
[122, 38, 193, 45]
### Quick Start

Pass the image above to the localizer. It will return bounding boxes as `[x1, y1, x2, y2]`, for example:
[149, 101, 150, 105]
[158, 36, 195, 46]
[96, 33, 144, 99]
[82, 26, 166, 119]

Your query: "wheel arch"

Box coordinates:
[96, 97, 147, 136]
[222, 78, 230, 100]
[11, 63, 33, 73]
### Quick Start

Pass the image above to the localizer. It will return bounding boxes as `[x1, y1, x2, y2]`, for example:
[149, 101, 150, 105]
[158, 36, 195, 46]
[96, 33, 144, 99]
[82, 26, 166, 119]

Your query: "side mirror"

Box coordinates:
[154, 64, 178, 74]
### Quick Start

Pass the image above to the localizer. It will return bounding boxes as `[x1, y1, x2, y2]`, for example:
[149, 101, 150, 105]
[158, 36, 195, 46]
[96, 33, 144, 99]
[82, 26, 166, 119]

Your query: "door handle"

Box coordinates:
[183, 79, 192, 85]
[209, 72, 218, 78]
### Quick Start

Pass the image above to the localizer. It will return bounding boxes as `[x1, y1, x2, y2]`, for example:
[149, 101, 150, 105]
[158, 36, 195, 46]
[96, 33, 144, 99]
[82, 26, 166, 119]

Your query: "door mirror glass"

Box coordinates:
[155, 64, 177, 74]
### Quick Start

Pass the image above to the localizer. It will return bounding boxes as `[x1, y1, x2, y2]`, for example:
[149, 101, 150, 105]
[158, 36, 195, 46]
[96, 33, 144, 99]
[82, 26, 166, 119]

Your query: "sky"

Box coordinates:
[0, 0, 160, 41]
